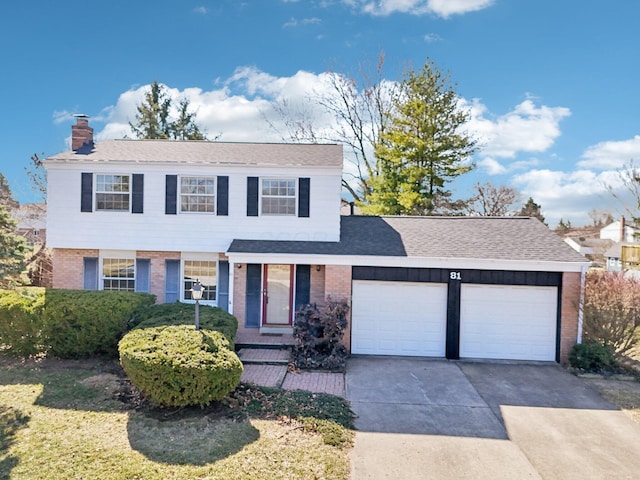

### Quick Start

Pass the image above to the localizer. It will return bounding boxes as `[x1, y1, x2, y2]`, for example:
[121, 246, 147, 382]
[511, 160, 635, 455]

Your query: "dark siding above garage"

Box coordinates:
[352, 266, 562, 287]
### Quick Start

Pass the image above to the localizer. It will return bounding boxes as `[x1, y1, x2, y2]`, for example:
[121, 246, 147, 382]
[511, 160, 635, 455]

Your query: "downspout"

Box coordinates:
[577, 264, 589, 344]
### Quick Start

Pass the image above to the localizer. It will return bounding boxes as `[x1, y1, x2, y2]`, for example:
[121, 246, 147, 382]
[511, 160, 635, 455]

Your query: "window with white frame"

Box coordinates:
[261, 178, 296, 216]
[183, 260, 217, 301]
[96, 175, 130, 211]
[102, 258, 135, 291]
[180, 176, 216, 213]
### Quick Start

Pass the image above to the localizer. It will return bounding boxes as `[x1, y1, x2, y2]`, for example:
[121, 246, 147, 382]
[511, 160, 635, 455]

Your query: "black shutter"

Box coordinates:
[295, 265, 311, 310]
[298, 177, 310, 217]
[132, 174, 144, 214]
[165, 175, 177, 215]
[247, 177, 259, 216]
[217, 176, 229, 216]
[81, 173, 93, 212]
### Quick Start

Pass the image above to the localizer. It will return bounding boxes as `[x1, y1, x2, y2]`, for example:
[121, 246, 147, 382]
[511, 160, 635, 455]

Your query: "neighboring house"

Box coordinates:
[604, 242, 640, 272]
[563, 236, 613, 269]
[12, 203, 46, 246]
[45, 117, 589, 363]
[600, 217, 640, 243]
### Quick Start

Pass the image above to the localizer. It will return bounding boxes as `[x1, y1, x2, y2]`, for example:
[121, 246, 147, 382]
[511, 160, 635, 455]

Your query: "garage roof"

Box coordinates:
[228, 215, 588, 263]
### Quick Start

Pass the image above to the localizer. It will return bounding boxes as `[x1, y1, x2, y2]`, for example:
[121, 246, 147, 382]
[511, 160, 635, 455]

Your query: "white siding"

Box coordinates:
[46, 163, 342, 251]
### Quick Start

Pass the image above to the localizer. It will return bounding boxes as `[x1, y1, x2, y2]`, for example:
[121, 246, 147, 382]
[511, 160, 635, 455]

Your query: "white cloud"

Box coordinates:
[423, 33, 442, 42]
[578, 135, 640, 170]
[192, 6, 207, 15]
[469, 98, 571, 160]
[283, 17, 321, 28]
[347, 0, 493, 17]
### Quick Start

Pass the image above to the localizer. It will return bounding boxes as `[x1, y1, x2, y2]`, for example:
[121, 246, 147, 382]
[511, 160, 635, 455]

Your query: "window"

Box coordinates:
[261, 178, 296, 216]
[180, 176, 215, 213]
[183, 260, 217, 301]
[96, 175, 130, 211]
[102, 258, 135, 291]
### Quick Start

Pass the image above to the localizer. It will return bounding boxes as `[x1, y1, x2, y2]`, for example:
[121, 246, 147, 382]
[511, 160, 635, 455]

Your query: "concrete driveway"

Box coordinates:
[347, 357, 640, 480]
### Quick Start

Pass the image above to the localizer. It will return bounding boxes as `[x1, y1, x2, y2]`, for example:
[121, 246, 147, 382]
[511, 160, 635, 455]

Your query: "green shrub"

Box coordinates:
[134, 302, 238, 348]
[119, 325, 243, 407]
[42, 290, 156, 358]
[0, 288, 46, 356]
[569, 341, 618, 372]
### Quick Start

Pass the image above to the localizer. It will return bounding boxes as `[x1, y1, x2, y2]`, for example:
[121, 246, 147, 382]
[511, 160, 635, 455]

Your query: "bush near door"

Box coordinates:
[292, 301, 349, 371]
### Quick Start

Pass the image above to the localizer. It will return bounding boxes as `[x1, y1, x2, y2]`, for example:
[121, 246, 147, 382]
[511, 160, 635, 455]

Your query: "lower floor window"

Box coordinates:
[102, 258, 135, 291]
[184, 260, 217, 301]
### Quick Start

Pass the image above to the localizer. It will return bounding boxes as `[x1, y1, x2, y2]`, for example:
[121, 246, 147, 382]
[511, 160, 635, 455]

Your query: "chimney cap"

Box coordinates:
[73, 113, 90, 119]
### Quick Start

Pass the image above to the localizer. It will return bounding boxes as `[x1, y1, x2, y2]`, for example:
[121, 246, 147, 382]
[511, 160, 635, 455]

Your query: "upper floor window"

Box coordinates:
[96, 175, 130, 211]
[261, 178, 296, 216]
[183, 260, 217, 301]
[102, 258, 135, 291]
[180, 176, 215, 213]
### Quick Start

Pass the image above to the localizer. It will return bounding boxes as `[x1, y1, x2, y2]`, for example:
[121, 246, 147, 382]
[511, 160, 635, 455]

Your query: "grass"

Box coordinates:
[0, 356, 354, 480]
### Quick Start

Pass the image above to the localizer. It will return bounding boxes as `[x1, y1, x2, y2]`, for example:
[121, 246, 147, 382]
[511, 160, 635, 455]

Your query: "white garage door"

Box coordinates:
[460, 284, 557, 361]
[351, 280, 447, 356]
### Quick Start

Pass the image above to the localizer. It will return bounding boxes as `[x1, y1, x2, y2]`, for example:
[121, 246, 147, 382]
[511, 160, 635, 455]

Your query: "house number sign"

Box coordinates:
[450, 271, 462, 280]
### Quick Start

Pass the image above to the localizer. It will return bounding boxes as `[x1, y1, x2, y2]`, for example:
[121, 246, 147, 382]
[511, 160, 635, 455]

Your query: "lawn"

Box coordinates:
[0, 356, 354, 480]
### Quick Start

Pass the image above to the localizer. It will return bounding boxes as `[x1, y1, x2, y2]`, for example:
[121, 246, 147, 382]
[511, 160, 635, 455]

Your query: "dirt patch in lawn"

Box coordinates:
[580, 375, 640, 422]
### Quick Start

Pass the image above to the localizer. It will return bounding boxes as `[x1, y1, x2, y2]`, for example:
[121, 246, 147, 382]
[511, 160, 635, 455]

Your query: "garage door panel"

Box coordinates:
[352, 281, 447, 357]
[460, 285, 557, 361]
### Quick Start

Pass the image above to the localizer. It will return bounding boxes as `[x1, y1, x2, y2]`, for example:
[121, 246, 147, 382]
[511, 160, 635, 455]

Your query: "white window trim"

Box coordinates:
[179, 175, 217, 215]
[180, 254, 219, 305]
[260, 177, 297, 216]
[99, 256, 136, 292]
[95, 174, 131, 212]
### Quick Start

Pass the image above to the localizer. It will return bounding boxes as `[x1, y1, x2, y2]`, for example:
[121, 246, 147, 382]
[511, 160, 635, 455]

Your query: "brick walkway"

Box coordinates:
[281, 370, 345, 397]
[240, 364, 346, 397]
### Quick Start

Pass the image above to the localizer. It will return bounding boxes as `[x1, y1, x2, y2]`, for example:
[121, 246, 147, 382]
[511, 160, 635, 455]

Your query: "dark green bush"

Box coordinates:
[42, 290, 156, 358]
[0, 288, 46, 356]
[119, 325, 243, 407]
[134, 302, 238, 348]
[569, 341, 618, 372]
[292, 301, 349, 371]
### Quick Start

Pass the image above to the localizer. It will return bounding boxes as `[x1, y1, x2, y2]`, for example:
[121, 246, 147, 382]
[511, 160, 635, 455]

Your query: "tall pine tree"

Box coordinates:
[0, 177, 27, 288]
[364, 60, 478, 215]
[130, 81, 206, 140]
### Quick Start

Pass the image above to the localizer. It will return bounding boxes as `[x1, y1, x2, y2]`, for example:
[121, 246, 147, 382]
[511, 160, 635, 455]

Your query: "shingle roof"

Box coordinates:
[228, 215, 588, 263]
[45, 139, 343, 167]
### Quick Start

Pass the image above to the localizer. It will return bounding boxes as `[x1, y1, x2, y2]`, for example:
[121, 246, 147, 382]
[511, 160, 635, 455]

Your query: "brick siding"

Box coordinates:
[52, 248, 98, 289]
[324, 264, 353, 353]
[233, 263, 247, 328]
[560, 271, 582, 364]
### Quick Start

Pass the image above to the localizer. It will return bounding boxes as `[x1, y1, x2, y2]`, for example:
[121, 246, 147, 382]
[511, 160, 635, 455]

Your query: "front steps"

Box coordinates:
[237, 347, 291, 365]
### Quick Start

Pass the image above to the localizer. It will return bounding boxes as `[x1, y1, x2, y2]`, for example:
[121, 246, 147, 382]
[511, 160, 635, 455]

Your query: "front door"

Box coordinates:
[263, 264, 293, 326]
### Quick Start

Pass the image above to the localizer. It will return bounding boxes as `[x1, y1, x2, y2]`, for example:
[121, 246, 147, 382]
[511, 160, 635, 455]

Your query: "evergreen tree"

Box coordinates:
[519, 197, 546, 225]
[129, 81, 207, 140]
[0, 173, 18, 210]
[364, 60, 478, 215]
[0, 204, 28, 288]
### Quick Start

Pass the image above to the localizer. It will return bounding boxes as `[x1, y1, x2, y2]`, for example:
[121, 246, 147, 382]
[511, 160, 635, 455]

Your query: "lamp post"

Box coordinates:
[191, 279, 203, 330]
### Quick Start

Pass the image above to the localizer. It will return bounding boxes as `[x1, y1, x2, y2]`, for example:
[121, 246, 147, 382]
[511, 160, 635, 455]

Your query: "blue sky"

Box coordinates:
[2, 0, 639, 225]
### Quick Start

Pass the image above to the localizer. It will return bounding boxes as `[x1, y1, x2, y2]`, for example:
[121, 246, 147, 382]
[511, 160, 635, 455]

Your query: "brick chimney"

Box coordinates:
[71, 114, 94, 151]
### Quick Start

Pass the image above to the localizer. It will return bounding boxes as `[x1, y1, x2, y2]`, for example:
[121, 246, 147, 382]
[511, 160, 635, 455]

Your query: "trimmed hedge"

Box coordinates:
[569, 341, 618, 373]
[133, 302, 238, 348]
[119, 325, 243, 407]
[0, 287, 46, 356]
[0, 289, 154, 358]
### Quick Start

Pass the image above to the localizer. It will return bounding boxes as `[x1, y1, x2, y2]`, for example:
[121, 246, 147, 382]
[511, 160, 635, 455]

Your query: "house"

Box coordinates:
[12, 203, 46, 246]
[45, 117, 589, 363]
[563, 236, 613, 269]
[600, 217, 639, 243]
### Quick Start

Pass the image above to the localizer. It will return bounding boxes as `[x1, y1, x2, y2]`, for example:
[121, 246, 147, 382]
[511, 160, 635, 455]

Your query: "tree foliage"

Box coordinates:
[518, 197, 546, 225]
[363, 61, 478, 215]
[0, 204, 28, 288]
[129, 81, 206, 140]
[0, 174, 18, 211]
